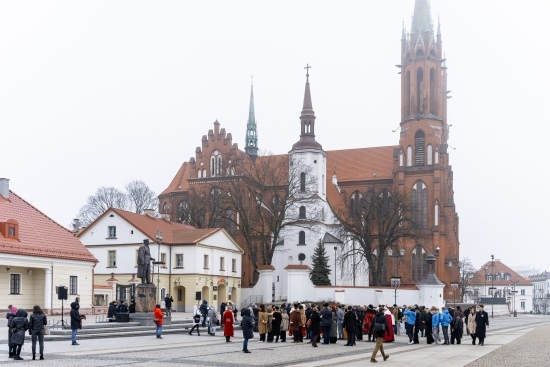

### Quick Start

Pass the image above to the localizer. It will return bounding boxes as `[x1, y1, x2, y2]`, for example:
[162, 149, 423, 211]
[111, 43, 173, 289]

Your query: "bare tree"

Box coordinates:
[459, 258, 477, 302]
[334, 189, 419, 286]
[126, 180, 159, 214]
[76, 186, 128, 226]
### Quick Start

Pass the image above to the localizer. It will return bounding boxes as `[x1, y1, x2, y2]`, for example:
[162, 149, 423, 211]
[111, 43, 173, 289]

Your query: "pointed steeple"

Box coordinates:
[292, 64, 322, 151]
[244, 77, 258, 159]
[411, 0, 434, 35]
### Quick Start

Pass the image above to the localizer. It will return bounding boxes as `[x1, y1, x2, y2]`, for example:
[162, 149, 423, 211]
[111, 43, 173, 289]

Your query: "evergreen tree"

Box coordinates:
[310, 240, 332, 285]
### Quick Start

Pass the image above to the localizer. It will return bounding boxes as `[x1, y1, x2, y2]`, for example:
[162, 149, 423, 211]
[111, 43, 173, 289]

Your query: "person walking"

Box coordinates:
[403, 306, 416, 345]
[208, 306, 218, 336]
[9, 308, 28, 360]
[223, 306, 234, 342]
[271, 306, 282, 342]
[200, 300, 208, 327]
[337, 304, 344, 340]
[29, 305, 47, 360]
[70, 300, 82, 345]
[258, 304, 268, 342]
[241, 308, 254, 353]
[344, 306, 357, 346]
[475, 305, 489, 346]
[189, 305, 201, 336]
[280, 309, 289, 342]
[154, 304, 164, 339]
[466, 307, 477, 345]
[6, 305, 16, 358]
[441, 307, 452, 345]
[320, 303, 332, 344]
[369, 306, 390, 363]
[309, 306, 321, 347]
[431, 307, 442, 345]
[451, 310, 463, 344]
[164, 294, 173, 318]
[290, 303, 303, 343]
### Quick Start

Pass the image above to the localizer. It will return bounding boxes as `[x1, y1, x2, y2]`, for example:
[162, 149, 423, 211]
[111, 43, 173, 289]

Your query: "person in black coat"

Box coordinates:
[107, 301, 116, 320]
[319, 303, 332, 345]
[419, 306, 428, 337]
[343, 306, 357, 346]
[413, 308, 421, 343]
[355, 306, 365, 341]
[369, 307, 390, 363]
[29, 305, 47, 360]
[475, 305, 489, 346]
[6, 305, 16, 358]
[309, 306, 321, 347]
[70, 301, 82, 345]
[9, 308, 28, 360]
[241, 308, 254, 353]
[271, 306, 282, 342]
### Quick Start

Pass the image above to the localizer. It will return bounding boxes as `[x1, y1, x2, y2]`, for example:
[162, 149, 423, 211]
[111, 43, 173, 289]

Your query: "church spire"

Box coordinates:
[411, 0, 434, 35]
[244, 77, 258, 159]
[292, 64, 322, 151]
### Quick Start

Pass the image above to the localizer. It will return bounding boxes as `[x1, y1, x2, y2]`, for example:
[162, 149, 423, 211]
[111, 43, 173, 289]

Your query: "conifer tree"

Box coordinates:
[310, 240, 332, 285]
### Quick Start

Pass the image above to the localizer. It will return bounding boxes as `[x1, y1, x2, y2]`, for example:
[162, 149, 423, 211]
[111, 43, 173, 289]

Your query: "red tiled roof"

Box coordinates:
[78, 208, 195, 242]
[171, 228, 221, 244]
[0, 191, 97, 263]
[326, 146, 396, 182]
[160, 161, 191, 196]
[470, 260, 532, 286]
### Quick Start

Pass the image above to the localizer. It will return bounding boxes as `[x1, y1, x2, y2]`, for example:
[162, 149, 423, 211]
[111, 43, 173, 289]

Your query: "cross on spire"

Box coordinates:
[304, 63, 311, 78]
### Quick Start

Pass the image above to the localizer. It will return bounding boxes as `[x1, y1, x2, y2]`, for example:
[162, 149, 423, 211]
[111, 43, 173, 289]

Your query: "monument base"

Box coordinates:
[129, 312, 171, 326]
[135, 284, 157, 313]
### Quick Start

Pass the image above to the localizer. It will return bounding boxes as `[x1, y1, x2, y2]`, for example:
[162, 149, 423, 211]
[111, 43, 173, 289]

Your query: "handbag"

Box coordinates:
[306, 319, 312, 328]
[44, 326, 50, 335]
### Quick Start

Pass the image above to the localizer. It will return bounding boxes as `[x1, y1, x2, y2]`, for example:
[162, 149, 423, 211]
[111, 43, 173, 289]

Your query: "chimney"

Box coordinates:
[0, 178, 9, 199]
[72, 219, 81, 233]
[143, 209, 155, 217]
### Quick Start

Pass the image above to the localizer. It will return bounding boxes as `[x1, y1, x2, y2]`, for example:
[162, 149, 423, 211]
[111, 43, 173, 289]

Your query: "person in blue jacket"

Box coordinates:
[431, 306, 442, 344]
[440, 307, 452, 345]
[403, 306, 416, 344]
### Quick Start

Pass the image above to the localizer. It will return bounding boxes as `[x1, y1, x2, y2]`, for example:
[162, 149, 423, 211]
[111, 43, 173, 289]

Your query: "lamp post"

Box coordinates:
[155, 231, 164, 301]
[334, 246, 337, 286]
[491, 254, 495, 318]
[451, 282, 459, 308]
[511, 277, 519, 317]
[390, 276, 401, 305]
[483, 264, 488, 298]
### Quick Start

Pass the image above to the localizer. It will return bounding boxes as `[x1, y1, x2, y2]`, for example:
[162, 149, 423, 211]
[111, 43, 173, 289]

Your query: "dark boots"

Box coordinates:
[40, 354, 45, 360]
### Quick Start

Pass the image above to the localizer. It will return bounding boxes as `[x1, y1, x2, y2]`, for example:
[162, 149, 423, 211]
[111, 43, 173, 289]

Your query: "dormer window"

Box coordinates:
[1, 219, 19, 240]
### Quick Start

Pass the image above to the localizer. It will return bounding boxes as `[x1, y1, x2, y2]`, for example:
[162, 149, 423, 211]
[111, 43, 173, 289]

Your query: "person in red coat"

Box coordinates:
[223, 306, 235, 342]
[363, 305, 376, 342]
[154, 304, 164, 339]
[383, 307, 395, 343]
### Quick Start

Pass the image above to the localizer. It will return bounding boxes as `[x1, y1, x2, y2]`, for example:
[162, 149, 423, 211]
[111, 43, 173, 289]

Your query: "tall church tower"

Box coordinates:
[245, 81, 258, 159]
[395, 0, 459, 292]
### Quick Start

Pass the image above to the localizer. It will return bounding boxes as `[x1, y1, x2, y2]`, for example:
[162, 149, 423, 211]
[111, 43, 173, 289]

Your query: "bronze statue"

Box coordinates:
[137, 239, 153, 284]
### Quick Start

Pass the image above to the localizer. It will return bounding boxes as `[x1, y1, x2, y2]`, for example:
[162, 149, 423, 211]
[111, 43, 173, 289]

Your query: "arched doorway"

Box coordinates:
[202, 286, 210, 306]
[218, 284, 227, 308]
[174, 286, 185, 312]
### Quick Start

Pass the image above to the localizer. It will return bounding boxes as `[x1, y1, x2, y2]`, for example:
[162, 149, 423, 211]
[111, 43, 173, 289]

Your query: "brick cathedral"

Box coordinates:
[159, 0, 459, 298]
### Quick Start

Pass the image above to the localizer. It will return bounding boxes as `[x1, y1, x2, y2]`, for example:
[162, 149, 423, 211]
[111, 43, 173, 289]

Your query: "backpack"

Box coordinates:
[374, 320, 386, 332]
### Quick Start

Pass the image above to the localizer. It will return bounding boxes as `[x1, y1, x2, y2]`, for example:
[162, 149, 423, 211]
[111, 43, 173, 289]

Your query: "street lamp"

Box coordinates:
[511, 277, 519, 317]
[155, 231, 164, 301]
[333, 246, 337, 286]
[483, 264, 488, 297]
[390, 276, 402, 305]
[490, 254, 495, 318]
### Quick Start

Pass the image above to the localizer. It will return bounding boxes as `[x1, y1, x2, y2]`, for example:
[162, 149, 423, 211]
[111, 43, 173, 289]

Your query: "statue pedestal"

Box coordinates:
[135, 284, 157, 313]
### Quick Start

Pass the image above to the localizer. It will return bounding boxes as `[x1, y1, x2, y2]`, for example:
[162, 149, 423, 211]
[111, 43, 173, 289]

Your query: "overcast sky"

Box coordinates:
[2, 0, 549, 273]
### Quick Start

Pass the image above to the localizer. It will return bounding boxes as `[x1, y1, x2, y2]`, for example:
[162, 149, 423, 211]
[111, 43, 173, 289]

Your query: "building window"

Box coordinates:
[414, 130, 425, 166]
[177, 288, 183, 301]
[299, 206, 306, 219]
[161, 288, 166, 299]
[108, 226, 116, 238]
[203, 255, 209, 269]
[407, 146, 412, 166]
[434, 200, 439, 226]
[411, 245, 427, 281]
[416, 67, 423, 114]
[298, 231, 306, 245]
[521, 301, 525, 310]
[232, 259, 237, 272]
[435, 148, 439, 164]
[412, 180, 428, 229]
[300, 172, 306, 192]
[69, 276, 78, 295]
[350, 190, 364, 215]
[521, 289, 525, 296]
[108, 250, 116, 267]
[175, 254, 184, 268]
[399, 151, 404, 167]
[10, 274, 21, 295]
[220, 257, 225, 271]
[427, 144, 433, 165]
[161, 253, 167, 268]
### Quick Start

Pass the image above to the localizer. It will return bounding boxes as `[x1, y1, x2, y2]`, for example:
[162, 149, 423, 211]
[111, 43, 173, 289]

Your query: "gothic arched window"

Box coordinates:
[299, 206, 306, 219]
[298, 231, 306, 245]
[430, 68, 437, 115]
[378, 189, 392, 216]
[416, 67, 424, 114]
[435, 148, 439, 164]
[434, 200, 439, 226]
[415, 130, 425, 166]
[405, 71, 411, 117]
[427, 144, 433, 165]
[407, 146, 413, 167]
[399, 151, 404, 167]
[411, 245, 427, 281]
[412, 180, 428, 229]
[350, 190, 364, 215]
[177, 200, 188, 223]
[210, 150, 222, 177]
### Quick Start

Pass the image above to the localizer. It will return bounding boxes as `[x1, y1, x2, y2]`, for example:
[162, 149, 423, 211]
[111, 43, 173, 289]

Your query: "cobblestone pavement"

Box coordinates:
[1, 315, 549, 366]
[465, 323, 550, 367]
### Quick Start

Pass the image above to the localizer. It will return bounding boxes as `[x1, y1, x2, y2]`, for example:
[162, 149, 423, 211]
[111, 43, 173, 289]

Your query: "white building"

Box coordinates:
[528, 272, 550, 314]
[0, 178, 97, 314]
[78, 208, 243, 312]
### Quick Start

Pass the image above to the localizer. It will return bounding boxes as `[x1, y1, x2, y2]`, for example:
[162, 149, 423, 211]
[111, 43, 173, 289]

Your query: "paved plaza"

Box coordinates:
[2, 314, 549, 366]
